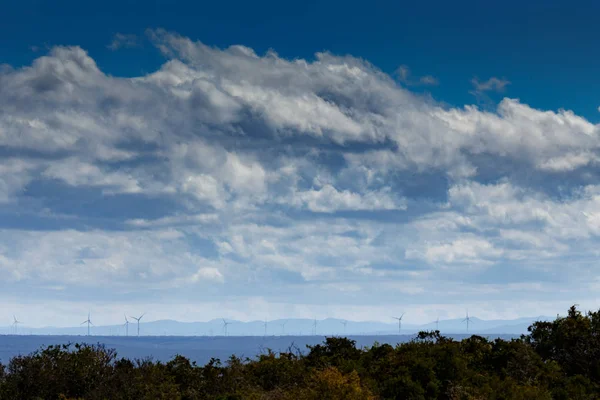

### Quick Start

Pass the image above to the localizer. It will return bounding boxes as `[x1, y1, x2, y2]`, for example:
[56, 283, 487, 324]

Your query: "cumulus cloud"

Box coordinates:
[1, 30, 600, 324]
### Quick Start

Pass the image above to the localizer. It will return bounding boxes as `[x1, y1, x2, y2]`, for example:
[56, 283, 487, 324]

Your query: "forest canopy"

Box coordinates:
[1, 306, 599, 399]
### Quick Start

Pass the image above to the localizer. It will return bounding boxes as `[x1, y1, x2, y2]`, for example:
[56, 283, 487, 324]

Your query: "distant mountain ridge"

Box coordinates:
[1, 315, 552, 337]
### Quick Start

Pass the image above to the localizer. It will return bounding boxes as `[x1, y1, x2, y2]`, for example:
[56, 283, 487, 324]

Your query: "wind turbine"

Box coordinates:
[263, 319, 268, 337]
[435, 316, 440, 331]
[463, 309, 473, 333]
[341, 320, 348, 335]
[312, 319, 318, 336]
[130, 313, 145, 337]
[392, 313, 405, 335]
[280, 320, 287, 336]
[81, 312, 93, 336]
[222, 318, 232, 336]
[12, 315, 22, 335]
[124, 315, 130, 337]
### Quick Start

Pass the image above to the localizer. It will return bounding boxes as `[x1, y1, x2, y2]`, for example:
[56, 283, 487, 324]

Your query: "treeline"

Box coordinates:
[0, 306, 599, 399]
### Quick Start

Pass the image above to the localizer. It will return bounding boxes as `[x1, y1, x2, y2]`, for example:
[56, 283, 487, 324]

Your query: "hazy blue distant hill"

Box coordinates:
[1, 315, 551, 337]
[415, 316, 551, 335]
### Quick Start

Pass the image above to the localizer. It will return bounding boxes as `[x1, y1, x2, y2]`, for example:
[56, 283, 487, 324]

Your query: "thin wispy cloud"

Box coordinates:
[469, 76, 511, 109]
[107, 33, 141, 51]
[419, 75, 439, 85]
[471, 76, 511, 93]
[395, 64, 439, 86]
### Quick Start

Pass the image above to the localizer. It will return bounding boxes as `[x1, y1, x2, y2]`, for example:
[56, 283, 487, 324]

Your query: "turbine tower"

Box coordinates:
[130, 313, 145, 337]
[312, 318, 318, 336]
[435, 316, 440, 331]
[222, 318, 232, 336]
[392, 313, 405, 335]
[12, 315, 22, 335]
[124, 314, 130, 337]
[263, 319, 268, 337]
[341, 320, 348, 335]
[81, 312, 93, 336]
[280, 320, 287, 336]
[462, 309, 473, 333]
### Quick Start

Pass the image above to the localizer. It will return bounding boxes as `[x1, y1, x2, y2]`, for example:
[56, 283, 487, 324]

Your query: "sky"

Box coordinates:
[1, 0, 600, 327]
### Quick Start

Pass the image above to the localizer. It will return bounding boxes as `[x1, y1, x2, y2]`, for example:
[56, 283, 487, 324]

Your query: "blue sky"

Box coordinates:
[1, 0, 600, 327]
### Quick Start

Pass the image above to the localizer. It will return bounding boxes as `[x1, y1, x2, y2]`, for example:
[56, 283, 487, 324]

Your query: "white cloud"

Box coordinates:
[447, 180, 600, 240]
[3, 36, 599, 201]
[190, 267, 224, 283]
[287, 184, 405, 213]
[43, 158, 142, 194]
[181, 174, 229, 209]
[2, 32, 600, 322]
[223, 83, 365, 141]
[126, 213, 219, 227]
[537, 152, 598, 172]
[0, 229, 227, 289]
[412, 237, 503, 265]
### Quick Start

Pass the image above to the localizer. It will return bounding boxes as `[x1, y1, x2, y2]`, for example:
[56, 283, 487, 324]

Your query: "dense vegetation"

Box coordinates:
[1, 306, 599, 399]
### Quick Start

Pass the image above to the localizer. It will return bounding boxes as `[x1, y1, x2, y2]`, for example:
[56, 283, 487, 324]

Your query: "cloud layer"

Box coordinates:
[1, 30, 600, 326]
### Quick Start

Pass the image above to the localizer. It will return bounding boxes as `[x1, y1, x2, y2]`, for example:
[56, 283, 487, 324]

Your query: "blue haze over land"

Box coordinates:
[2, 315, 548, 337]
